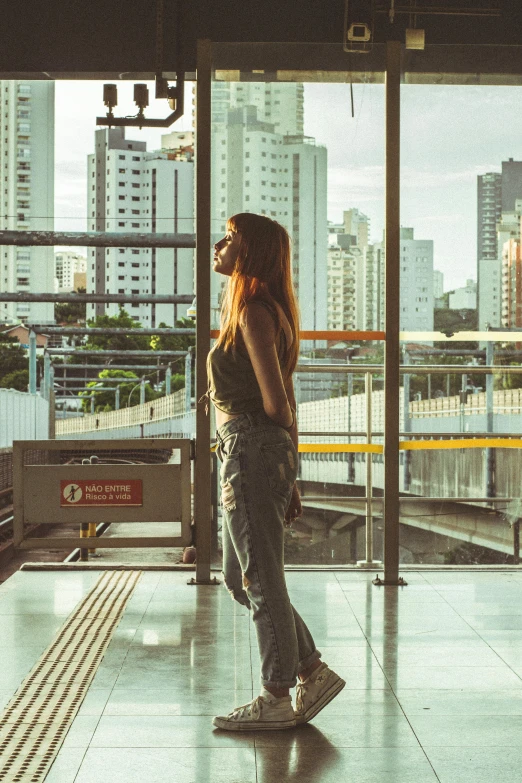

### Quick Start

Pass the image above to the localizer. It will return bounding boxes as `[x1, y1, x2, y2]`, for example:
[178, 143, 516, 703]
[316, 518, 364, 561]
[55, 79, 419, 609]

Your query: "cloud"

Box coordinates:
[401, 164, 501, 189]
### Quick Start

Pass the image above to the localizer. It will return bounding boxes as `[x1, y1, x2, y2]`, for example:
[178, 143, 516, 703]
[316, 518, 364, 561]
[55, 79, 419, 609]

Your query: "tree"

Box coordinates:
[433, 308, 478, 350]
[78, 369, 163, 412]
[83, 309, 150, 353]
[55, 287, 87, 324]
[0, 368, 29, 391]
[0, 331, 29, 386]
[150, 317, 196, 373]
[493, 360, 522, 391]
[444, 541, 511, 565]
[150, 317, 195, 393]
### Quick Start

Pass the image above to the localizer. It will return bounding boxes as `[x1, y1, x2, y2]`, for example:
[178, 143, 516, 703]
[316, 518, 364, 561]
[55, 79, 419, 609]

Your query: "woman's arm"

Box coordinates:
[283, 375, 298, 453]
[240, 303, 302, 523]
[239, 302, 293, 429]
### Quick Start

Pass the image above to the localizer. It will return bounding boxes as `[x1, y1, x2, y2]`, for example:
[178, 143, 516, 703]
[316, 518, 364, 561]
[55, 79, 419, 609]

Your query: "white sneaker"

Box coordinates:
[213, 689, 296, 731]
[294, 662, 346, 725]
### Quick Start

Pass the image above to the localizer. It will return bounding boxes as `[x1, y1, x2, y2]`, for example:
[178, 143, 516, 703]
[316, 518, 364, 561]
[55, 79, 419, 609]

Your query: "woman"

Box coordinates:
[205, 213, 345, 731]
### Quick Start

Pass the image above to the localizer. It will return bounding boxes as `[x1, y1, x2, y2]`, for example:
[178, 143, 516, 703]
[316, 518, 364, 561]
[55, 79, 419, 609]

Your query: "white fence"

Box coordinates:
[297, 389, 405, 436]
[410, 388, 522, 418]
[0, 389, 50, 447]
[56, 388, 188, 437]
[54, 384, 522, 444]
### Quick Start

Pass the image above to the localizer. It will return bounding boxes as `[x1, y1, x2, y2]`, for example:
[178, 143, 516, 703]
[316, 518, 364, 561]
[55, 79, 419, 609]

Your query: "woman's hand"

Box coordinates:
[284, 483, 303, 527]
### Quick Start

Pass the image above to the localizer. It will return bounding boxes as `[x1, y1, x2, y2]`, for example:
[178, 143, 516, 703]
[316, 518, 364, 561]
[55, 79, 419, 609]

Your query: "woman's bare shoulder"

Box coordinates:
[239, 302, 277, 343]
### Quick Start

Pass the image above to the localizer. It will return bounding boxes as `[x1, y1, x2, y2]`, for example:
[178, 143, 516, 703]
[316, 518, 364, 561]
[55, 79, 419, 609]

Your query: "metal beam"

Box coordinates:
[45, 349, 187, 357]
[52, 378, 151, 383]
[295, 364, 522, 375]
[0, 293, 193, 304]
[28, 327, 195, 336]
[383, 41, 402, 586]
[0, 230, 195, 248]
[53, 387, 120, 392]
[52, 364, 168, 370]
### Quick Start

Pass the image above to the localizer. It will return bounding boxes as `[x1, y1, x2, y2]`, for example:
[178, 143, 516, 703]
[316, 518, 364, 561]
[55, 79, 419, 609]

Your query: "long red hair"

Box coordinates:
[215, 213, 300, 381]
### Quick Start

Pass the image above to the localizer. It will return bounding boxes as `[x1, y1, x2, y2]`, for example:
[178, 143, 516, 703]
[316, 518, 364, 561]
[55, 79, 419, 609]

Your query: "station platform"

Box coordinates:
[2, 567, 522, 782]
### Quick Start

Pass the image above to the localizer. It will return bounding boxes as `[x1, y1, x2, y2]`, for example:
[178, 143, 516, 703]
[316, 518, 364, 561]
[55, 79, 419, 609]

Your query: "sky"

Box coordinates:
[55, 81, 522, 291]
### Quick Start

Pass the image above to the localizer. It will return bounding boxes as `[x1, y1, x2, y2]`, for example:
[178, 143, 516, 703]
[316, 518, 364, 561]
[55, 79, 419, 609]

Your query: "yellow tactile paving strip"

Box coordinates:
[0, 570, 141, 783]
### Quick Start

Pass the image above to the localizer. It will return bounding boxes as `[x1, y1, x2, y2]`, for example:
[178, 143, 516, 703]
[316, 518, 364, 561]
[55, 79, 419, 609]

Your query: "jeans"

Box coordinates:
[215, 409, 321, 690]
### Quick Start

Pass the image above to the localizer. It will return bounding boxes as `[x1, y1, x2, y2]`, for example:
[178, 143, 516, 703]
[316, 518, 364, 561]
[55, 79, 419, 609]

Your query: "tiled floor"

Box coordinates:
[2, 569, 522, 782]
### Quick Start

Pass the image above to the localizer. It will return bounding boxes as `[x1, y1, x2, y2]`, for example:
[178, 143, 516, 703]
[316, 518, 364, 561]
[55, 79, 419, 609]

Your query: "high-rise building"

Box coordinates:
[399, 228, 434, 332]
[211, 104, 327, 331]
[477, 172, 502, 330]
[0, 80, 55, 324]
[86, 127, 194, 327]
[327, 236, 358, 331]
[501, 205, 522, 329]
[501, 159, 522, 212]
[326, 210, 370, 331]
[363, 242, 385, 331]
[212, 82, 304, 136]
[433, 270, 444, 301]
[343, 208, 369, 250]
[55, 252, 86, 292]
[477, 162, 522, 330]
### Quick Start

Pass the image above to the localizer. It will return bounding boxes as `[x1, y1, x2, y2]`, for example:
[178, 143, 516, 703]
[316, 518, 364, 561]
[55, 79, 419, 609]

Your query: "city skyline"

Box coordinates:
[54, 80, 522, 292]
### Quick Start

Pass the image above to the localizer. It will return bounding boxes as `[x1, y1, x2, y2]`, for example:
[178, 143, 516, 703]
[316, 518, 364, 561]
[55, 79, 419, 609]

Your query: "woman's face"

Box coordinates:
[213, 229, 242, 276]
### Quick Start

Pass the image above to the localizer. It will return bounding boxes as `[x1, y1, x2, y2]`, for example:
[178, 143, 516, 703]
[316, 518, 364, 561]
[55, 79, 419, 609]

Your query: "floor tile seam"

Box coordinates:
[340, 603, 444, 777]
[459, 624, 522, 679]
[67, 746, 88, 783]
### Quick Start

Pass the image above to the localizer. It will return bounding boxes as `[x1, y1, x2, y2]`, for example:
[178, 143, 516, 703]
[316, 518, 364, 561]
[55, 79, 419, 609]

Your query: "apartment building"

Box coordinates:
[211, 104, 327, 331]
[86, 127, 194, 327]
[327, 237, 358, 331]
[433, 270, 444, 301]
[54, 251, 86, 292]
[0, 80, 55, 324]
[369, 228, 433, 333]
[449, 279, 477, 310]
[363, 242, 385, 331]
[212, 81, 304, 135]
[477, 161, 522, 330]
[501, 203, 522, 329]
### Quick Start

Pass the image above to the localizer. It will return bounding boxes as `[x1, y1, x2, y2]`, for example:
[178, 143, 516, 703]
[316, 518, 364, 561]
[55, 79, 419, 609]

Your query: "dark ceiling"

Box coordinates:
[0, 0, 520, 76]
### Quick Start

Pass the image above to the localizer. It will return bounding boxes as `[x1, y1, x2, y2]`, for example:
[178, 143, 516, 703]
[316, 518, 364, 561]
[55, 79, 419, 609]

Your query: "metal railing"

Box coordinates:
[293, 361, 522, 566]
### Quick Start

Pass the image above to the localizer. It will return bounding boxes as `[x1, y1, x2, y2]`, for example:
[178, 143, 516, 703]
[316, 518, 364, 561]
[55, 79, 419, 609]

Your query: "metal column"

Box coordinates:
[485, 341, 495, 498]
[185, 348, 192, 413]
[403, 349, 411, 492]
[29, 330, 37, 394]
[192, 38, 218, 585]
[379, 41, 405, 587]
[358, 372, 382, 568]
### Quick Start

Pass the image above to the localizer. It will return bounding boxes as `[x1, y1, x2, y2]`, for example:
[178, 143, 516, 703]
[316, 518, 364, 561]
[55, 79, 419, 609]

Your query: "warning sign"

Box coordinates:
[60, 480, 143, 507]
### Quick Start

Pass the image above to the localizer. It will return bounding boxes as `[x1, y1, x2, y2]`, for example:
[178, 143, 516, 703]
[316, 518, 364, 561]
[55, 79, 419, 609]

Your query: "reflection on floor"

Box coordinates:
[2, 568, 522, 782]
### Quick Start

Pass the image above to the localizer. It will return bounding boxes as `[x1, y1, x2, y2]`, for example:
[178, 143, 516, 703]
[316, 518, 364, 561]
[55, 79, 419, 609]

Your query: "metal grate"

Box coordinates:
[0, 570, 141, 782]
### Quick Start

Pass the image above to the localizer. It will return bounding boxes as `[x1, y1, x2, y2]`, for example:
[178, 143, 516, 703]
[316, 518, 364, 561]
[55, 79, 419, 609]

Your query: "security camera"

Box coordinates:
[347, 22, 371, 42]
